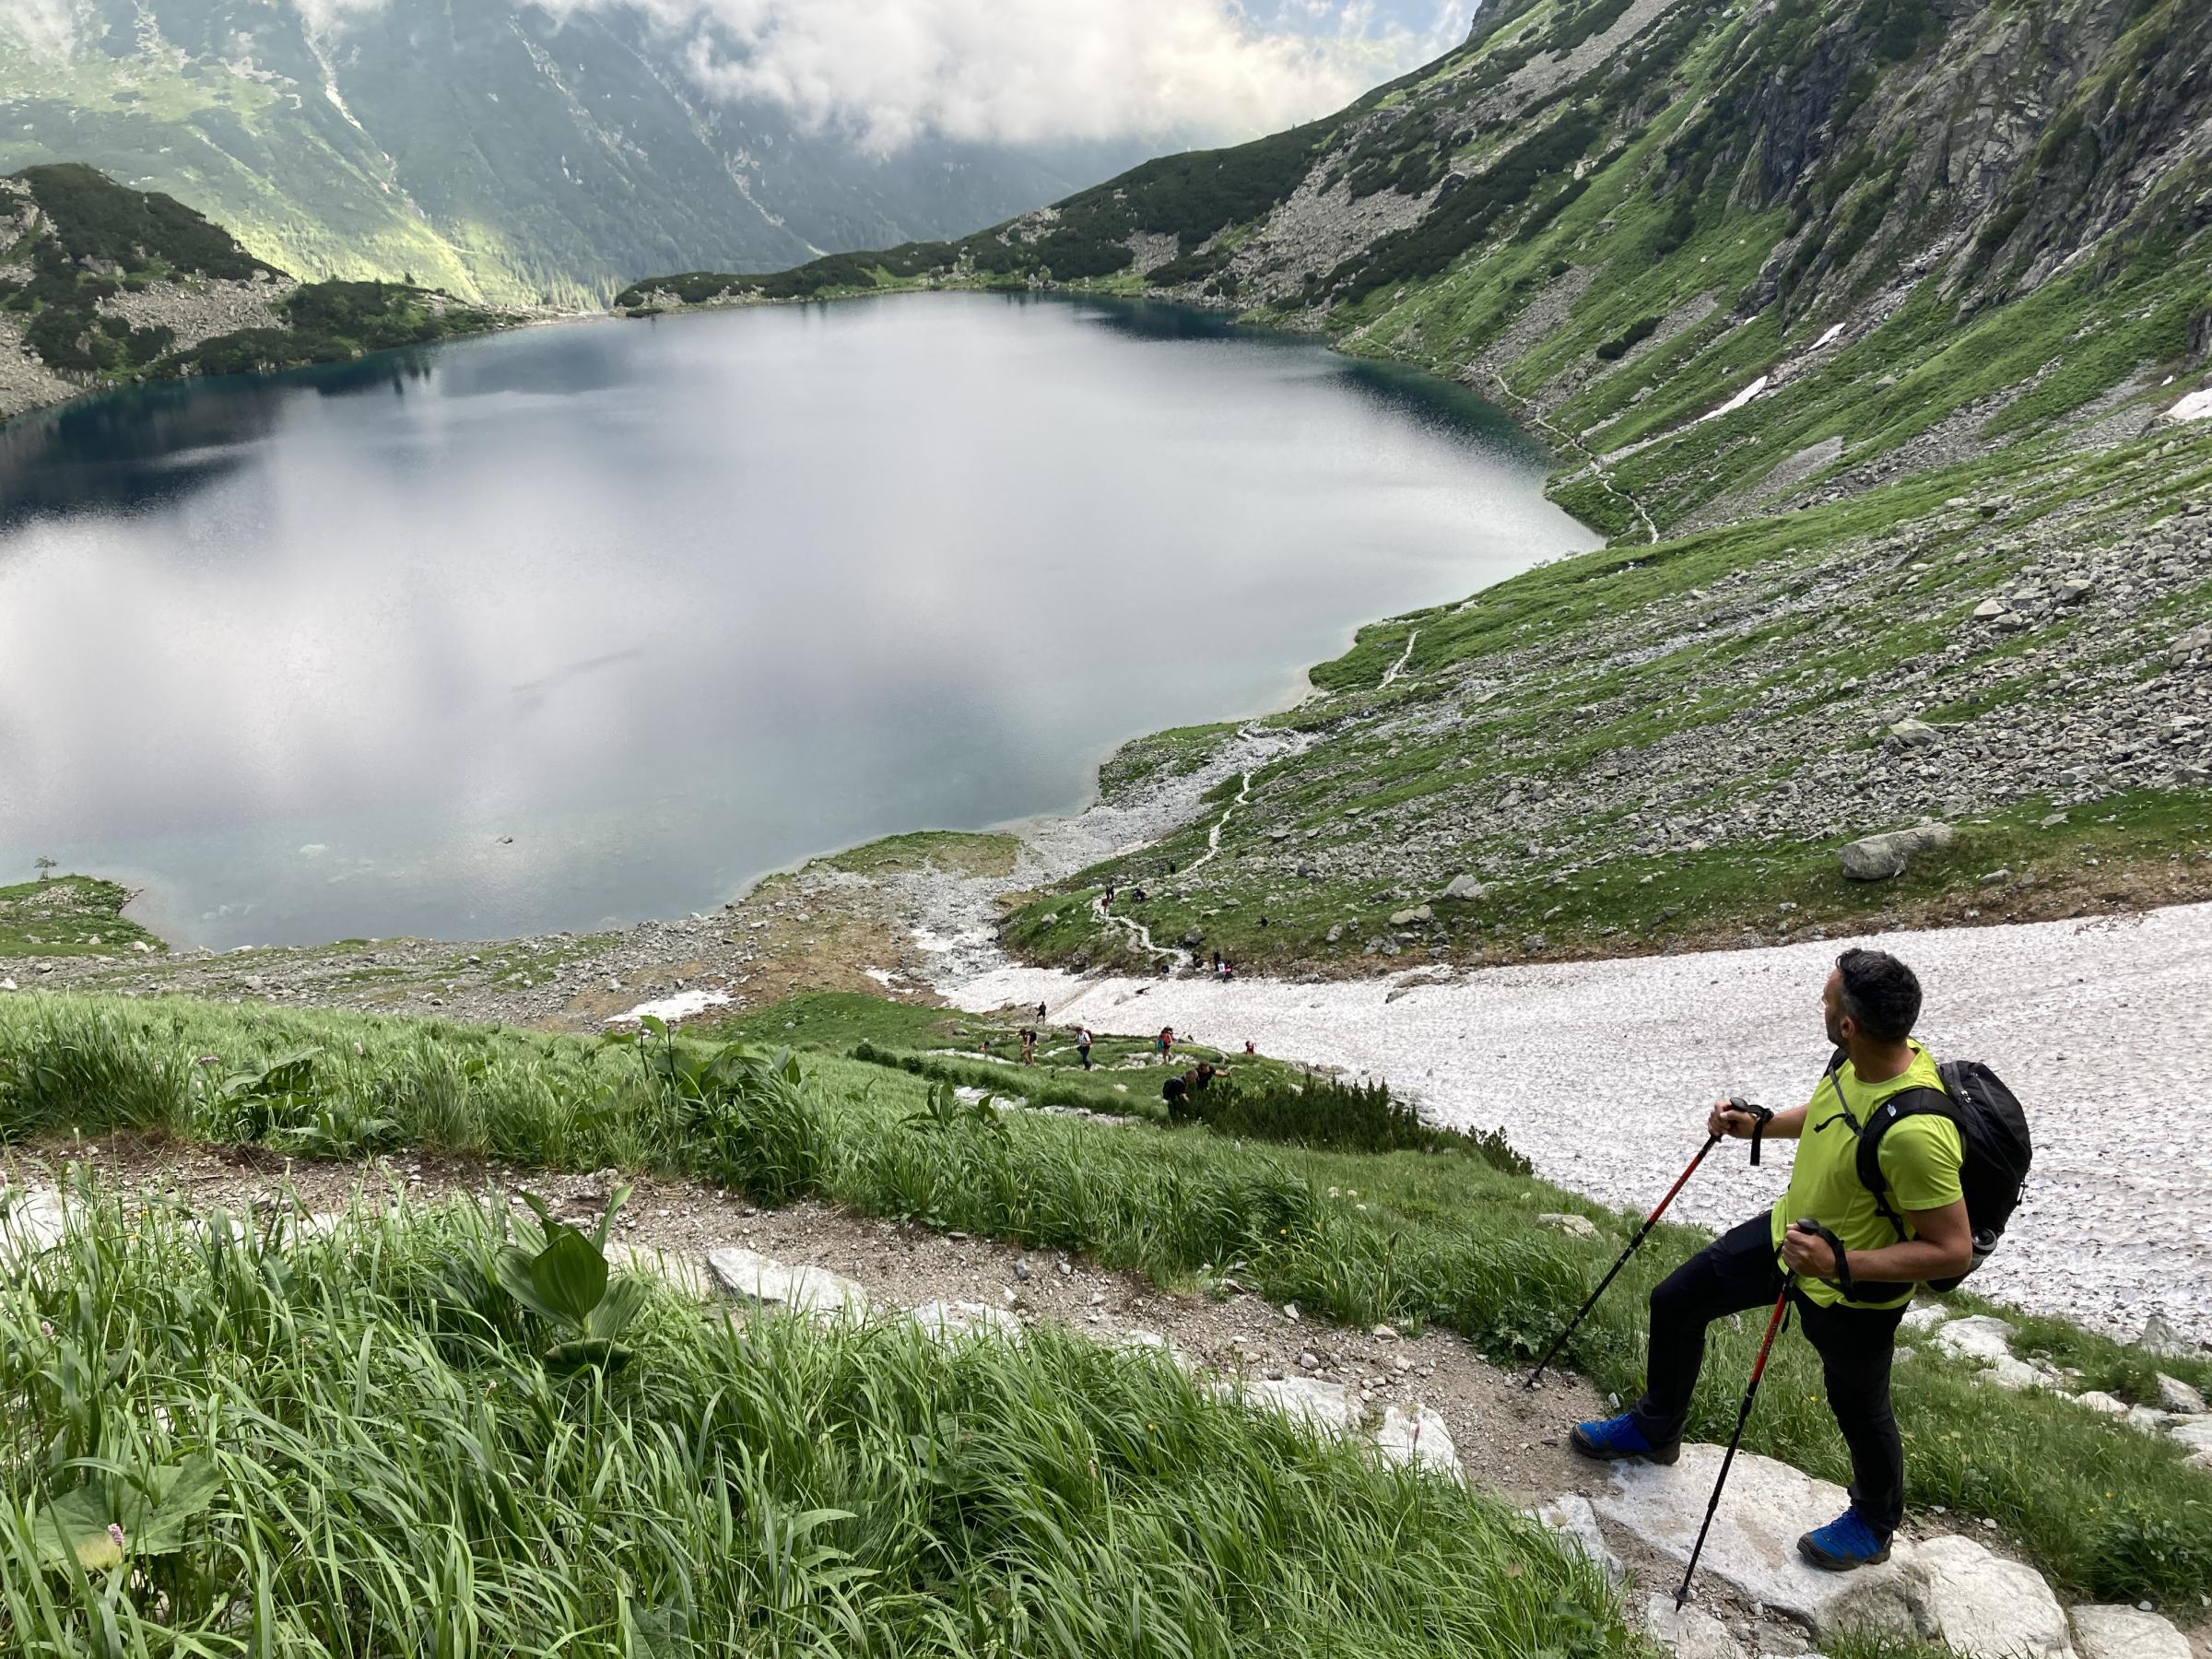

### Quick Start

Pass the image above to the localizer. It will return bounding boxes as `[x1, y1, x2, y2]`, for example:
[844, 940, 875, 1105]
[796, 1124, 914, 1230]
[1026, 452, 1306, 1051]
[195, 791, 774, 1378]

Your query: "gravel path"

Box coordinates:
[950, 901, 2212, 1347]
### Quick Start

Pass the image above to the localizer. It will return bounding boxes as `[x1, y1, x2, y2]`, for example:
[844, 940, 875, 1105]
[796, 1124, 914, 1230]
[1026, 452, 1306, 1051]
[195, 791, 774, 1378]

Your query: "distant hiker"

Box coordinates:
[1243, 1041, 1256, 1056]
[1161, 1072, 1189, 1117]
[1077, 1028, 1094, 1070]
[1019, 1027, 1037, 1065]
[1157, 1027, 1174, 1060]
[1569, 948, 1974, 1573]
[1131, 886, 1147, 903]
[1212, 949, 1222, 972]
[1192, 1061, 1219, 1093]
[1036, 1001, 1047, 1022]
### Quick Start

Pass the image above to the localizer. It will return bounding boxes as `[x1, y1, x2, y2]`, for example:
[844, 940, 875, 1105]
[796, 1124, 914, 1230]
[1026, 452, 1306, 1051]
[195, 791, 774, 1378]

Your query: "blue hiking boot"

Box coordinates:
[1569, 1412, 1679, 1465]
[1798, 1507, 1892, 1571]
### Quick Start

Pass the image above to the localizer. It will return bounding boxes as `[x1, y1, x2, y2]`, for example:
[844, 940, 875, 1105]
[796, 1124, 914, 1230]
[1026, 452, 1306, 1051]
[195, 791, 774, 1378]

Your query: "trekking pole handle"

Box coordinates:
[1728, 1098, 1776, 1166]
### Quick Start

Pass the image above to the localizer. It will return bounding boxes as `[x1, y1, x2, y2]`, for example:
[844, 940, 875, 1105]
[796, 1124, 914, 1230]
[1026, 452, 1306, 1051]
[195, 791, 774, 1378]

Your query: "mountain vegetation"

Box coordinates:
[0, 163, 512, 417]
[0, 0, 1145, 307]
[628, 0, 2212, 968]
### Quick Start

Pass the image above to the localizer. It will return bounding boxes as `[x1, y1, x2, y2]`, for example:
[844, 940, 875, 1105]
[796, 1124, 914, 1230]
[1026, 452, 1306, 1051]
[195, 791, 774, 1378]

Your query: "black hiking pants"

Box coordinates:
[1630, 1213, 1908, 1535]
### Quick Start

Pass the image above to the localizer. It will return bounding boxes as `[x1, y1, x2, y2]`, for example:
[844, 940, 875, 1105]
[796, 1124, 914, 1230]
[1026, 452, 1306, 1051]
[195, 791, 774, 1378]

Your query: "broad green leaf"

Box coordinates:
[492, 1244, 560, 1324]
[528, 1228, 607, 1328]
[587, 1274, 650, 1341]
[543, 1337, 634, 1374]
[134, 1457, 220, 1556]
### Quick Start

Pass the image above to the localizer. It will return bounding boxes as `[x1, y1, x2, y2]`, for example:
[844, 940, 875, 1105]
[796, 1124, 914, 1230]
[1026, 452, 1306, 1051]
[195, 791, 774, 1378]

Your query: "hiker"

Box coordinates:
[1077, 1028, 1094, 1070]
[1157, 1026, 1174, 1061]
[1569, 947, 1972, 1572]
[1192, 1060, 1221, 1093]
[1161, 1072, 1189, 1117]
[1019, 1026, 1037, 1065]
[1243, 1041, 1256, 1056]
[1036, 1001, 1047, 1021]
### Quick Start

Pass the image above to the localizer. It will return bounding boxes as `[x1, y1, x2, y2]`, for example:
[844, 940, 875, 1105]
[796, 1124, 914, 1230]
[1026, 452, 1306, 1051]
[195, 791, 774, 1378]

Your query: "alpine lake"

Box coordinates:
[0, 291, 1595, 948]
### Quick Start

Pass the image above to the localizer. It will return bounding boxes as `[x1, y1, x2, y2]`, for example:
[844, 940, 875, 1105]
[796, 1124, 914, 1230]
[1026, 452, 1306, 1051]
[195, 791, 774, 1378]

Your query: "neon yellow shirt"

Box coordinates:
[1770, 1041, 1964, 1309]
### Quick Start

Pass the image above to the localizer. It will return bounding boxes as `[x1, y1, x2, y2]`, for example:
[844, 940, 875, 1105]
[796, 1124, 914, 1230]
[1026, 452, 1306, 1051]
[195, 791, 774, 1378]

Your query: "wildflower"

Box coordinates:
[107, 1524, 125, 1550]
[353, 1042, 365, 1056]
[39, 1320, 54, 1338]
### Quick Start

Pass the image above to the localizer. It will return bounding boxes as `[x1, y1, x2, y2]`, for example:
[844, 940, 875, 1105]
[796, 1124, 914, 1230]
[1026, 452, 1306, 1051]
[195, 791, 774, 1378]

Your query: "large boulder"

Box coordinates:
[2070, 1605, 2193, 1659]
[0, 1187, 65, 1260]
[1839, 822, 1955, 881]
[706, 1246, 871, 1321]
[1593, 1445, 1929, 1637]
[1441, 874, 1488, 901]
[1916, 1535, 2070, 1659]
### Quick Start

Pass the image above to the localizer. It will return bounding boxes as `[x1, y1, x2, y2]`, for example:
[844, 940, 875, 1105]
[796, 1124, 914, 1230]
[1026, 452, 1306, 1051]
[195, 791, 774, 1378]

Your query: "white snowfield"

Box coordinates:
[950, 901, 2212, 1346]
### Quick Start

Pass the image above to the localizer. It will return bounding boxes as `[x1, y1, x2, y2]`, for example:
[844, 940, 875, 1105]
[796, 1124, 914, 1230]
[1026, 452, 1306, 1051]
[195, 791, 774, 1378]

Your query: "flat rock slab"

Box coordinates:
[1230, 1376, 1363, 1437]
[2070, 1605, 2193, 1659]
[1374, 1405, 1464, 1483]
[706, 1246, 870, 1321]
[1594, 1445, 1929, 1638]
[909, 1300, 1023, 1344]
[1917, 1535, 2069, 1659]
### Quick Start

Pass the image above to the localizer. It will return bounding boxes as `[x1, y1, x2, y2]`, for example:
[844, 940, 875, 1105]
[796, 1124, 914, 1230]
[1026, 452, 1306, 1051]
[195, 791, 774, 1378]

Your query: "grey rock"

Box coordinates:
[1839, 822, 1954, 881]
[2069, 1605, 2193, 1659]
[1374, 1405, 1464, 1483]
[1972, 599, 2009, 619]
[2138, 1312, 2191, 1358]
[1533, 1493, 1624, 1582]
[909, 1300, 1023, 1344]
[1643, 1594, 1747, 1659]
[1917, 1534, 2070, 1659]
[1935, 1315, 2016, 1364]
[1231, 1376, 1364, 1437]
[1888, 719, 1940, 747]
[1593, 1445, 1929, 1637]
[1388, 905, 1433, 926]
[706, 1247, 870, 1322]
[1441, 874, 1488, 900]
[2154, 1372, 2205, 1414]
[2071, 1390, 2131, 1418]
[1537, 1211, 1599, 1239]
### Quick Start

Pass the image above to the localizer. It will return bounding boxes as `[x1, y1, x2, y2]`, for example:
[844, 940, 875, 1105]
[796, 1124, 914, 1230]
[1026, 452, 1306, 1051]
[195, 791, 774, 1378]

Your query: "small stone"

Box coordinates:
[1643, 1594, 1746, 1659]
[1888, 719, 1940, 747]
[1972, 599, 2009, 619]
[1371, 1324, 1398, 1341]
[1298, 1350, 1321, 1370]
[1374, 1406, 1464, 1484]
[1538, 1212, 1599, 1239]
[1283, 1302, 1300, 1321]
[1388, 905, 1433, 926]
[1441, 874, 1488, 900]
[1013, 1259, 1030, 1281]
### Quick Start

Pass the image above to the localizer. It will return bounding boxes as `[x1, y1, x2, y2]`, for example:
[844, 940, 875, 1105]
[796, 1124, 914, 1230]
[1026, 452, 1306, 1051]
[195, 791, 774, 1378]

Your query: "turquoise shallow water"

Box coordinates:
[0, 291, 1595, 948]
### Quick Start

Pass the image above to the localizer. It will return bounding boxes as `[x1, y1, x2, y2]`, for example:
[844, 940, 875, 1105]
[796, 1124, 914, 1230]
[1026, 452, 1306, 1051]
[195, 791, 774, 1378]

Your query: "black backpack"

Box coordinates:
[1823, 1049, 2032, 1291]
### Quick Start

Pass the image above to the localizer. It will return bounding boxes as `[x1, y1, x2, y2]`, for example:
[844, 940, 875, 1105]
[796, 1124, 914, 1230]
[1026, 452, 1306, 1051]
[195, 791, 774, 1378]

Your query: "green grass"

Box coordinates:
[811, 830, 1020, 879]
[0, 1182, 1625, 1657]
[0, 877, 166, 959]
[5, 994, 2211, 1608]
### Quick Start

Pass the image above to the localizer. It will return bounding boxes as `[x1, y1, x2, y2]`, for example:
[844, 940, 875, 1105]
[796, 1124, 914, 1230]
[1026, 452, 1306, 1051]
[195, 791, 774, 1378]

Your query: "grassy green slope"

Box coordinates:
[6, 991, 2211, 1611]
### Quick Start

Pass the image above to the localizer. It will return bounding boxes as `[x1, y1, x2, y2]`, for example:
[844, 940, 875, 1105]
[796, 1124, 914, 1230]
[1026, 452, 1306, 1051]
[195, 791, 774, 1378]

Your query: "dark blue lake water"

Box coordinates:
[0, 292, 1594, 948]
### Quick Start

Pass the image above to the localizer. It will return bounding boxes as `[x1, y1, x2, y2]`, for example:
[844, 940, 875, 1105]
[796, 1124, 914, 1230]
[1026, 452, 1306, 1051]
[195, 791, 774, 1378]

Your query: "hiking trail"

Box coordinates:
[1379, 629, 1420, 688]
[1486, 371, 1659, 545]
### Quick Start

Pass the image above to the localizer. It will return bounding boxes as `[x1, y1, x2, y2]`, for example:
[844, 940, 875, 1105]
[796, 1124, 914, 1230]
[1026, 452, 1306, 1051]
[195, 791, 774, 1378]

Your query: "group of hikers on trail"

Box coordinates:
[1563, 946, 2030, 1582]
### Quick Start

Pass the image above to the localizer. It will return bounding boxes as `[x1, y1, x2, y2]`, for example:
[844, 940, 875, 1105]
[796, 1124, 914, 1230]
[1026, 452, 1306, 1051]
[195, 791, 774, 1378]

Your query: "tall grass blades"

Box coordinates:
[0, 1192, 1630, 1658]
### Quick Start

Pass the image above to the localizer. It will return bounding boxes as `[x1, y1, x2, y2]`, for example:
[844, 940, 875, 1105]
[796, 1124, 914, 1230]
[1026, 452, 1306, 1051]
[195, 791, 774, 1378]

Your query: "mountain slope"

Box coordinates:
[0, 0, 1147, 307]
[0, 164, 512, 422]
[628, 0, 2212, 970]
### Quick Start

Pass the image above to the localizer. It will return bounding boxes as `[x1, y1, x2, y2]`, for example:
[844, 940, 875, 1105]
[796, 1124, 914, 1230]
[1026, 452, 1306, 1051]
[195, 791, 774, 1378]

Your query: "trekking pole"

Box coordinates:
[1521, 1100, 1771, 1391]
[1674, 1267, 1796, 1608]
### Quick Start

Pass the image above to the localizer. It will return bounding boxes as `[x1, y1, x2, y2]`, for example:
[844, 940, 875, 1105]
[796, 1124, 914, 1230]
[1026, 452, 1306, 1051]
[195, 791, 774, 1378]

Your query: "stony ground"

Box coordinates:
[13, 1135, 2194, 1659]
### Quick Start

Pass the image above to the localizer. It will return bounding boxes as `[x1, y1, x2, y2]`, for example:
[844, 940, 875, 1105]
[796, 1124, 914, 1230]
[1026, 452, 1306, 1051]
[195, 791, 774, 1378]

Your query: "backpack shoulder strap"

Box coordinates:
[1853, 1084, 1962, 1240]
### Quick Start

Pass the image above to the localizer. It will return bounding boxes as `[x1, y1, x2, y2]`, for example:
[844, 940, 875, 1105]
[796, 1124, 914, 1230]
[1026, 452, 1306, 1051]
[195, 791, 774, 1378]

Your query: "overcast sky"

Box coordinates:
[535, 0, 1473, 152]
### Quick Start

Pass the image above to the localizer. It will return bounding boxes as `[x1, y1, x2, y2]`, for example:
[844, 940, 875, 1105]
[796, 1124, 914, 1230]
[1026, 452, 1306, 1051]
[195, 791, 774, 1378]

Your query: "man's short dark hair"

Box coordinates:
[1835, 947, 1922, 1041]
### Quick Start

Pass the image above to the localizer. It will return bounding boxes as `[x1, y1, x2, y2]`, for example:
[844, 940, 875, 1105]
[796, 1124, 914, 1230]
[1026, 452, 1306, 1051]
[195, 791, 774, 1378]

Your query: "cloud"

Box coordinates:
[288, 0, 389, 36]
[554, 0, 1463, 152]
[1, 0, 85, 54]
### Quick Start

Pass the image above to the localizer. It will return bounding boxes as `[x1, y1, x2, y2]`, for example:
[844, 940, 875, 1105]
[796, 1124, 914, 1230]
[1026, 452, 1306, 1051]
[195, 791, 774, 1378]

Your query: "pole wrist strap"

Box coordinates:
[1730, 1099, 1777, 1166]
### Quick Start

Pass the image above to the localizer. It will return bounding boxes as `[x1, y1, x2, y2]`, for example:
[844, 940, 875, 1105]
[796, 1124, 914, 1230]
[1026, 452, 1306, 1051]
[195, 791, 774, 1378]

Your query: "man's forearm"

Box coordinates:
[1754, 1104, 1806, 1140]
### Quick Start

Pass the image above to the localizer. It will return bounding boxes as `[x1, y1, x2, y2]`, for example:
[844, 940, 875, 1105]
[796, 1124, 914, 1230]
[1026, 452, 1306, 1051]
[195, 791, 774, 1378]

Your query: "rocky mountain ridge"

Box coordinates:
[0, 164, 517, 423]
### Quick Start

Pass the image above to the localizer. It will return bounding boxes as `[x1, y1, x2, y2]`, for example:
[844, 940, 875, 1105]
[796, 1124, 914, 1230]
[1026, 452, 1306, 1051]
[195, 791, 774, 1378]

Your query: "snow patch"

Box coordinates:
[608, 989, 731, 1025]
[2164, 387, 2212, 423]
[1697, 376, 1771, 425]
[1809, 324, 1845, 352]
